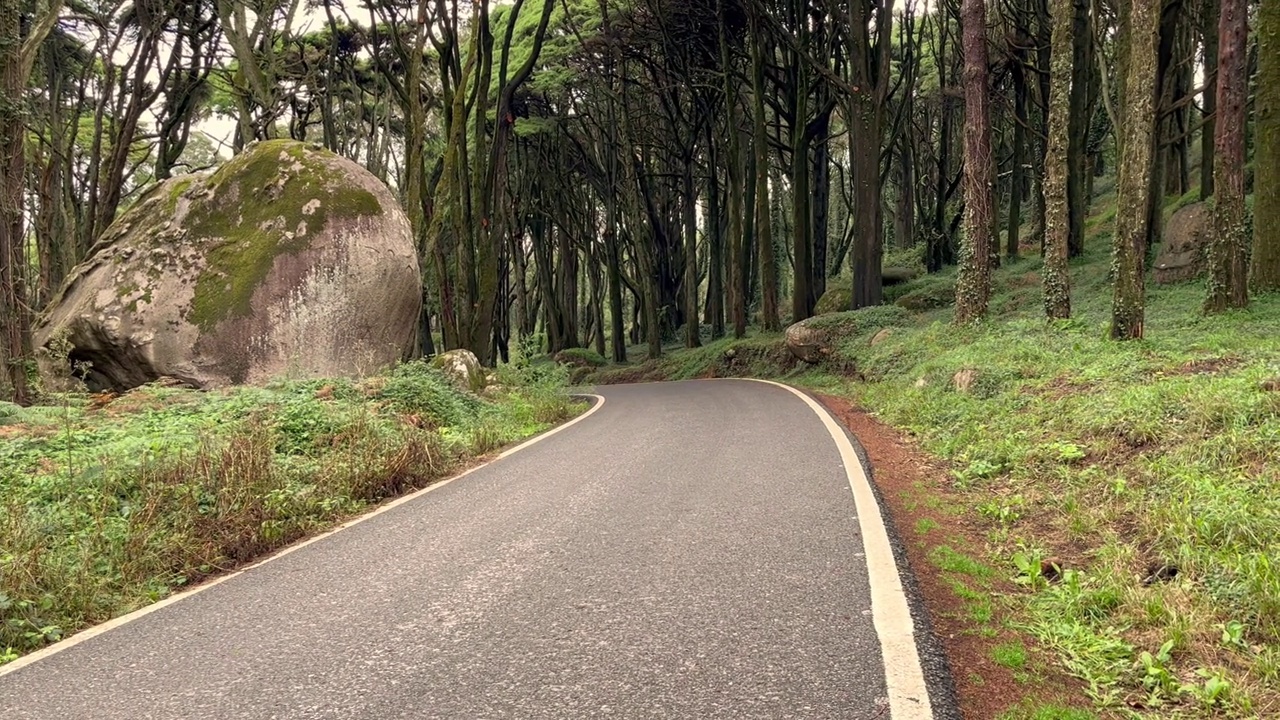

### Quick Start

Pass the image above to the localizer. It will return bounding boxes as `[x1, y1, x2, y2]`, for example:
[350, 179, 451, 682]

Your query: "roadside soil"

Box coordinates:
[818, 393, 1093, 720]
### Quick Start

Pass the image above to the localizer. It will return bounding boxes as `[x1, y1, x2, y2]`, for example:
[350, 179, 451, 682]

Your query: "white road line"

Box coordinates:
[0, 394, 606, 678]
[746, 379, 935, 720]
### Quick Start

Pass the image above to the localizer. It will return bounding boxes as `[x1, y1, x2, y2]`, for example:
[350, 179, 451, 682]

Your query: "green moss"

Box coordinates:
[184, 140, 383, 332]
[166, 176, 195, 211]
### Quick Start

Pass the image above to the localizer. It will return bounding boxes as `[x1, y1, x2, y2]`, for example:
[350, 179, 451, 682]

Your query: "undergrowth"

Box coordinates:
[588, 192, 1279, 717]
[0, 349, 580, 663]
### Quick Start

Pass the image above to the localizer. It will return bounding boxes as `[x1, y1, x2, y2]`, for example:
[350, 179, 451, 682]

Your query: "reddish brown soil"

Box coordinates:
[817, 394, 1092, 720]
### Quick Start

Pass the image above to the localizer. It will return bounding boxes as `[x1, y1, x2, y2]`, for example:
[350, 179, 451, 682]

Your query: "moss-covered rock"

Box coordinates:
[35, 140, 421, 391]
[431, 350, 486, 393]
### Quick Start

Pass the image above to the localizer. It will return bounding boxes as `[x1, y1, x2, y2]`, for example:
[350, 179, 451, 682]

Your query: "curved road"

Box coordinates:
[1, 380, 949, 719]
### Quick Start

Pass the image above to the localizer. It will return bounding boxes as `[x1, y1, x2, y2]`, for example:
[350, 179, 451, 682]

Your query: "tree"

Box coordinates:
[954, 0, 995, 324]
[845, 0, 893, 310]
[1204, 0, 1249, 312]
[1252, 0, 1280, 291]
[1111, 0, 1161, 340]
[1042, 0, 1074, 319]
[1, 0, 63, 404]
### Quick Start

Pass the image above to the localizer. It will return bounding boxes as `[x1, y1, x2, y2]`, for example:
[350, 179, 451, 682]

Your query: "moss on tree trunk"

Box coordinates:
[1205, 0, 1250, 311]
[1252, 0, 1280, 291]
[1043, 0, 1075, 320]
[1110, 0, 1161, 340]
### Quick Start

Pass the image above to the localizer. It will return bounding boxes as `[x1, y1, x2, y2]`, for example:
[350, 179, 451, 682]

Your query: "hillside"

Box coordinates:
[590, 190, 1280, 719]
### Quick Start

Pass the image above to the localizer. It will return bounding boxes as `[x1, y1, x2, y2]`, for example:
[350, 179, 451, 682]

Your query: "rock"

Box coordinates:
[953, 368, 978, 393]
[814, 269, 922, 315]
[914, 377, 928, 389]
[553, 348, 607, 368]
[432, 349, 486, 392]
[35, 140, 421, 391]
[870, 328, 893, 346]
[1154, 202, 1209, 284]
[882, 267, 921, 286]
[784, 320, 833, 363]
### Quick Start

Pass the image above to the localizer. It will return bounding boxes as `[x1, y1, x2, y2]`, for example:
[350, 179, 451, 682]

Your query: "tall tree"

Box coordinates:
[1, 0, 63, 404]
[1043, 0, 1074, 319]
[1111, 0, 1161, 340]
[1205, 0, 1249, 312]
[955, 0, 995, 323]
[845, 0, 893, 309]
[1252, 0, 1280, 291]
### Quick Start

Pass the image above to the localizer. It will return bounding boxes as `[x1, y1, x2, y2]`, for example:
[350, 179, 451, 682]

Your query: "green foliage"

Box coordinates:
[381, 361, 479, 426]
[0, 362, 580, 662]
[890, 273, 958, 311]
[554, 348, 608, 368]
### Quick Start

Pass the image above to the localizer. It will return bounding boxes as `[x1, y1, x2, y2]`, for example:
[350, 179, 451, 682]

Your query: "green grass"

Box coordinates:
[0, 351, 581, 663]
[994, 641, 1031, 670]
[588, 187, 1279, 716]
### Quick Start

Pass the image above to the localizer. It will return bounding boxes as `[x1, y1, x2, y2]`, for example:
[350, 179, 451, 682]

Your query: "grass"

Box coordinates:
[0, 347, 581, 664]
[588, 186, 1279, 717]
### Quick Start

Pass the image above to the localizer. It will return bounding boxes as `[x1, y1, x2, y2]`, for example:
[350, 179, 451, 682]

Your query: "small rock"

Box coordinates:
[914, 377, 928, 388]
[724, 347, 737, 360]
[870, 329, 893, 346]
[784, 320, 832, 363]
[432, 349, 486, 392]
[953, 368, 978, 393]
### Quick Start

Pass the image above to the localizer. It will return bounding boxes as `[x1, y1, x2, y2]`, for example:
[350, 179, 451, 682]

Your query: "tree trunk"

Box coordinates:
[956, 0, 996, 323]
[1044, 0, 1075, 319]
[0, 0, 59, 404]
[706, 133, 725, 339]
[1205, 0, 1249, 311]
[750, 12, 781, 331]
[1200, 0, 1219, 199]
[1253, 0, 1280, 291]
[682, 159, 702, 348]
[790, 70, 814, 323]
[1008, 38, 1029, 260]
[1066, 0, 1092, 257]
[1111, 0, 1161, 340]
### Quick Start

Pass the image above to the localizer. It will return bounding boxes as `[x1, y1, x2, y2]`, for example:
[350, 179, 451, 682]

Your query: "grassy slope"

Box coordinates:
[593, 191, 1279, 718]
[0, 356, 580, 663]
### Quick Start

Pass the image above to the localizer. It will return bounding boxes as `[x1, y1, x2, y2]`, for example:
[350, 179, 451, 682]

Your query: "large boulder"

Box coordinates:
[36, 140, 421, 391]
[1155, 202, 1209, 284]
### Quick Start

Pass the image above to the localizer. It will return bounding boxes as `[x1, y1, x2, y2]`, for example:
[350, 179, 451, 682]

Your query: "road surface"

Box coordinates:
[0, 379, 950, 719]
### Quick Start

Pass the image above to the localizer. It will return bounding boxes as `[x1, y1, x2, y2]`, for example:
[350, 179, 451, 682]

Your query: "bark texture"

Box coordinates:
[1111, 0, 1161, 340]
[1253, 0, 1280, 291]
[955, 0, 995, 324]
[1043, 0, 1074, 319]
[1205, 0, 1249, 312]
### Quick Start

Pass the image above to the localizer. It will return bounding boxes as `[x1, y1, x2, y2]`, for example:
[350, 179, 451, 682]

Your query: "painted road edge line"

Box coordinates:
[748, 379, 934, 720]
[0, 393, 607, 679]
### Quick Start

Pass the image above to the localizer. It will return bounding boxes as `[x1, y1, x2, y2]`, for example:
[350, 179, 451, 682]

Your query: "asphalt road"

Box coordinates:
[1, 379, 946, 719]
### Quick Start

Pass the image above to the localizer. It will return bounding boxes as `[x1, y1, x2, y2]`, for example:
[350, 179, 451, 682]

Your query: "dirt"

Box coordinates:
[817, 394, 1093, 720]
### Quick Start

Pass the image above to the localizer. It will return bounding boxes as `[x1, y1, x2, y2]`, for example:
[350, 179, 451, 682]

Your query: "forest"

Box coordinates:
[0, 0, 1274, 394]
[2, 0, 1280, 717]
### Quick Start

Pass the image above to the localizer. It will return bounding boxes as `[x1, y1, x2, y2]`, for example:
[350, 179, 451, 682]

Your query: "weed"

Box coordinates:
[0, 359, 580, 662]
